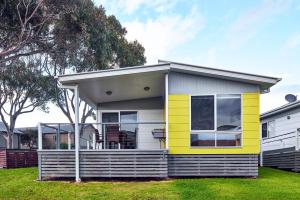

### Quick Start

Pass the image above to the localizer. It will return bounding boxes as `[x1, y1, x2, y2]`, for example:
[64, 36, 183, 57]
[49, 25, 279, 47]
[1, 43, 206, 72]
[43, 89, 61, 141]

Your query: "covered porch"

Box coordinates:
[38, 65, 170, 181]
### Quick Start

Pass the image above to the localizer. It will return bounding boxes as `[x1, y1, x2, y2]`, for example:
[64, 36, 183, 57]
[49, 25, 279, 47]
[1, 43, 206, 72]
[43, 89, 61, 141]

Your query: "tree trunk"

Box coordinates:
[6, 132, 13, 149]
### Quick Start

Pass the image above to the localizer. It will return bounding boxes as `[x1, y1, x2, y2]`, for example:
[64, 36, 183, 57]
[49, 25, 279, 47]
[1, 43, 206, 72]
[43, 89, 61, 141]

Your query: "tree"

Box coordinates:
[0, 0, 146, 129]
[47, 0, 146, 124]
[0, 0, 75, 64]
[20, 128, 38, 149]
[0, 58, 55, 148]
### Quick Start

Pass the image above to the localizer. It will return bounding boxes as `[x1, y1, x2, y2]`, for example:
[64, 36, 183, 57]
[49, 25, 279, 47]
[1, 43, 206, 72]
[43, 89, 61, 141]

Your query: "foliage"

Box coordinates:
[20, 128, 38, 149]
[0, 0, 77, 64]
[0, 0, 147, 132]
[0, 168, 300, 200]
[0, 58, 55, 148]
[60, 143, 69, 149]
[47, 0, 146, 124]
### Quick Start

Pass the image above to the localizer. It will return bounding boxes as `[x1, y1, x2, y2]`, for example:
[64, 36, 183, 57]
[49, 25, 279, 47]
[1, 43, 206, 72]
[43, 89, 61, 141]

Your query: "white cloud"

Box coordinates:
[124, 6, 204, 63]
[96, 0, 180, 14]
[227, 0, 291, 48]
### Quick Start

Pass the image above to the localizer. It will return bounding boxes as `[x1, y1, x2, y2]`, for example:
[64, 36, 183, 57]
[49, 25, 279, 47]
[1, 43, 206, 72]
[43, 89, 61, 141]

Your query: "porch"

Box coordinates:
[37, 122, 168, 180]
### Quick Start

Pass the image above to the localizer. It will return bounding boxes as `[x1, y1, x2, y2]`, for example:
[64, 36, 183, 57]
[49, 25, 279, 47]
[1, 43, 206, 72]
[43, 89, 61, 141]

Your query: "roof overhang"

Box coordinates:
[58, 64, 170, 108]
[58, 61, 281, 109]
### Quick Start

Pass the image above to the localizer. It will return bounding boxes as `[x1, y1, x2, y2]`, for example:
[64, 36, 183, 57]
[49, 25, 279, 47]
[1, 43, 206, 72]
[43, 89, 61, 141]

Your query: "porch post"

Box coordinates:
[68, 132, 71, 150]
[165, 73, 169, 149]
[74, 85, 80, 182]
[38, 123, 42, 150]
[57, 124, 61, 149]
[296, 128, 300, 151]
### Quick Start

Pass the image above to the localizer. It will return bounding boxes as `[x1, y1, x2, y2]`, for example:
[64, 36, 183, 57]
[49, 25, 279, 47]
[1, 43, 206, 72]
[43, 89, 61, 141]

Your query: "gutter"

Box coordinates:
[261, 101, 300, 119]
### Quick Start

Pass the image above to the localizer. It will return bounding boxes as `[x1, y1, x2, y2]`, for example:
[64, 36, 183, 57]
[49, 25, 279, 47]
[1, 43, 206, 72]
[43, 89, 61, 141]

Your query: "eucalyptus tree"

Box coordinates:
[47, 0, 146, 124]
[0, 0, 77, 64]
[0, 0, 146, 128]
[0, 58, 55, 148]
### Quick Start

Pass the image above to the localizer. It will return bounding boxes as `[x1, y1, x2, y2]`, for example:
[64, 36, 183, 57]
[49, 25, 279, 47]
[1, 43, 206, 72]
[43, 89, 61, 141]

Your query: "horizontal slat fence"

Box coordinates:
[39, 150, 168, 179]
[39, 151, 75, 178]
[168, 154, 258, 177]
[80, 150, 168, 178]
[0, 149, 37, 168]
[263, 147, 300, 172]
[0, 149, 6, 168]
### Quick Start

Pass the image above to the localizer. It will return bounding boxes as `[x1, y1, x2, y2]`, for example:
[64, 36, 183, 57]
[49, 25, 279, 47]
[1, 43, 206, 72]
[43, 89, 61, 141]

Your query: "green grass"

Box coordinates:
[0, 167, 300, 200]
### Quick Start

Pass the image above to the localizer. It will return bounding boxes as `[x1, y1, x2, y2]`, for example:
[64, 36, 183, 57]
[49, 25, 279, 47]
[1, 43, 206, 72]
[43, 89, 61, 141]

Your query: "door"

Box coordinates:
[102, 111, 138, 149]
[120, 111, 138, 149]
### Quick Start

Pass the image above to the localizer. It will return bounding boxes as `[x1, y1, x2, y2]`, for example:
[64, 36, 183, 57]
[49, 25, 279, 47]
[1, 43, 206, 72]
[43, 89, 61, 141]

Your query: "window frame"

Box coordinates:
[261, 122, 268, 138]
[100, 110, 139, 149]
[190, 94, 217, 132]
[261, 120, 276, 139]
[189, 94, 243, 148]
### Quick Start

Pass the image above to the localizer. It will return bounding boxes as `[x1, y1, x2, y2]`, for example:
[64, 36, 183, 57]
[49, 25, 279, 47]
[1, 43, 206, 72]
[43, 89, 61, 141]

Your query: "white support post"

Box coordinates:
[165, 73, 169, 149]
[74, 85, 80, 182]
[296, 129, 299, 151]
[38, 123, 42, 150]
[260, 137, 263, 167]
[260, 123, 263, 167]
[92, 134, 96, 149]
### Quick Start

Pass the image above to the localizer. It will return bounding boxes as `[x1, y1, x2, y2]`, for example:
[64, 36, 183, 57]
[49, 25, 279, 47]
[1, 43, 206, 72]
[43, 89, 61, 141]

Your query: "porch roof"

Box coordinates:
[57, 61, 281, 108]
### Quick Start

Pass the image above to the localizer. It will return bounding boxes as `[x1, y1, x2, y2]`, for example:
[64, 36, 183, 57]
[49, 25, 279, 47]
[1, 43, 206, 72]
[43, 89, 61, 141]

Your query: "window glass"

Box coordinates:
[262, 123, 268, 138]
[191, 96, 215, 130]
[268, 121, 275, 137]
[120, 111, 138, 132]
[191, 133, 215, 147]
[102, 113, 119, 123]
[217, 94, 241, 131]
[102, 112, 138, 149]
[216, 132, 241, 147]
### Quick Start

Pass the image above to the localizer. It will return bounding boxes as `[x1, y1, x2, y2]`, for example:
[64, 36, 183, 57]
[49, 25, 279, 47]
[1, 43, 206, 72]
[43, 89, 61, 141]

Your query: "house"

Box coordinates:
[0, 122, 23, 149]
[19, 124, 96, 149]
[38, 60, 280, 181]
[41, 124, 96, 149]
[260, 97, 300, 172]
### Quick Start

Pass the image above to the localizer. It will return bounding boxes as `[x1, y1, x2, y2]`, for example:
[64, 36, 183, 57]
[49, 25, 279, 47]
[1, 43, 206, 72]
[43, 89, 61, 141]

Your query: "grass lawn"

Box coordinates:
[0, 167, 300, 200]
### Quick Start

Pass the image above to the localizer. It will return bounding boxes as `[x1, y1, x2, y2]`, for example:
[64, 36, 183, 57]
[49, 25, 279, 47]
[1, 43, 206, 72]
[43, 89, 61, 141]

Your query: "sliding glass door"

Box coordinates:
[102, 111, 137, 149]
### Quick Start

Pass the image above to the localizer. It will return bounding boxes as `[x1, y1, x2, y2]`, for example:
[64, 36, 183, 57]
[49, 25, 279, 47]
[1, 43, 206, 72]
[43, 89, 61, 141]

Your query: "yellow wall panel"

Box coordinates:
[169, 116, 189, 124]
[242, 98, 259, 107]
[243, 107, 259, 115]
[169, 124, 189, 132]
[168, 93, 260, 155]
[169, 108, 189, 116]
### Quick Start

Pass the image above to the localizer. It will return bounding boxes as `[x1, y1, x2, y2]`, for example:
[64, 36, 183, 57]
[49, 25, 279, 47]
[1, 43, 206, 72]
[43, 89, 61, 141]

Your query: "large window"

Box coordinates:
[191, 96, 214, 130]
[191, 94, 242, 147]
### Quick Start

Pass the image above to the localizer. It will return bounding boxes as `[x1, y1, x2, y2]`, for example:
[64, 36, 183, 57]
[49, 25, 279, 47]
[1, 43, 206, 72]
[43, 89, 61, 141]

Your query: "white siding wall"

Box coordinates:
[169, 72, 260, 94]
[97, 98, 165, 150]
[137, 110, 164, 149]
[0, 134, 20, 149]
[0, 134, 6, 148]
[261, 110, 300, 151]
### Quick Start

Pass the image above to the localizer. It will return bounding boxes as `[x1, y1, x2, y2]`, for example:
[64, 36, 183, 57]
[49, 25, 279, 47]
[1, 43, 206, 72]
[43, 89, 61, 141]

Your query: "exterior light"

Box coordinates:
[144, 86, 150, 91]
[106, 91, 112, 95]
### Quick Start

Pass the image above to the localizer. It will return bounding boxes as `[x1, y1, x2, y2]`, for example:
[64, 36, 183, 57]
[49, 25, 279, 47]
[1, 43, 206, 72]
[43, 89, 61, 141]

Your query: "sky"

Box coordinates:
[15, 0, 300, 127]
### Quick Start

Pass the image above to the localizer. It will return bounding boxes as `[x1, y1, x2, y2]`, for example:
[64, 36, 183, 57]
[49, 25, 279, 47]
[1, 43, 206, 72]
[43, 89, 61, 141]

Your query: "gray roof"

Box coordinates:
[260, 100, 300, 119]
[0, 122, 23, 134]
[19, 124, 96, 134]
[58, 60, 281, 93]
